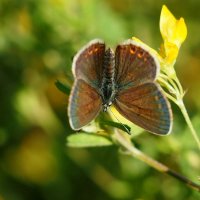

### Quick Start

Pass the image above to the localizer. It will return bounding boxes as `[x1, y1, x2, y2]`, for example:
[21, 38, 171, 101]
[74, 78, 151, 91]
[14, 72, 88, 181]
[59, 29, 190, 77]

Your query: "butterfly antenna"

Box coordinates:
[108, 107, 131, 135]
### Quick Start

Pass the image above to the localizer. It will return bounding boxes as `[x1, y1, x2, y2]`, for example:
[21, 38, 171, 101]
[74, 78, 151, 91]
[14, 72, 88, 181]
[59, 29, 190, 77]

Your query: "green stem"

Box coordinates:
[158, 76, 176, 94]
[159, 73, 200, 150]
[163, 91, 178, 104]
[159, 73, 180, 95]
[174, 76, 184, 96]
[114, 130, 200, 191]
[178, 100, 200, 150]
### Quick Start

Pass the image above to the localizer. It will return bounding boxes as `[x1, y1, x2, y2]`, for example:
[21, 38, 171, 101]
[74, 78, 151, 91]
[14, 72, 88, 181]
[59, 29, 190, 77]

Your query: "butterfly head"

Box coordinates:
[103, 100, 112, 112]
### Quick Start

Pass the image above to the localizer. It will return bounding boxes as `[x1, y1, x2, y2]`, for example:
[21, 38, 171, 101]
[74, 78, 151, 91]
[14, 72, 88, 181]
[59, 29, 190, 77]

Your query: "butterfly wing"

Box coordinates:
[114, 39, 172, 134]
[68, 79, 102, 130]
[115, 39, 159, 89]
[114, 82, 172, 135]
[69, 39, 105, 130]
[72, 39, 105, 88]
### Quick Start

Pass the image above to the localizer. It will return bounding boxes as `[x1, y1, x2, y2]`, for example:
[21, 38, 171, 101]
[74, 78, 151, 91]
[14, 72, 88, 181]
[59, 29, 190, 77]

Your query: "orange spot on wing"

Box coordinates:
[137, 51, 143, 58]
[94, 48, 98, 52]
[130, 47, 136, 54]
[88, 50, 93, 55]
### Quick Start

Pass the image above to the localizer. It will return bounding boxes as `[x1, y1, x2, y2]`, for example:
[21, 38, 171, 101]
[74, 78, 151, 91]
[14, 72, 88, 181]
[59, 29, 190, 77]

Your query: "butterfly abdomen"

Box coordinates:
[103, 48, 115, 83]
[101, 48, 116, 111]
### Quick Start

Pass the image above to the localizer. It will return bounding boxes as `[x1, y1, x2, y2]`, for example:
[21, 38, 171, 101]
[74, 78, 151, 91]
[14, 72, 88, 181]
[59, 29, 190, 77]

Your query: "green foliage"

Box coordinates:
[67, 133, 113, 148]
[55, 80, 71, 95]
[99, 120, 131, 134]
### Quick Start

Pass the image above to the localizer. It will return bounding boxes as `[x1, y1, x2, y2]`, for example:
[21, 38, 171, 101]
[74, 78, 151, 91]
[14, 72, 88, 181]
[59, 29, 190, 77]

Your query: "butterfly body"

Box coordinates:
[101, 48, 116, 112]
[68, 39, 172, 135]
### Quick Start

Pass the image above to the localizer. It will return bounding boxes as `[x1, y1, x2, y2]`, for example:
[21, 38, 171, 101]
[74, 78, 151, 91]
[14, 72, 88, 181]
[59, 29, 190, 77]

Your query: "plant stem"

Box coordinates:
[114, 130, 200, 192]
[174, 76, 184, 96]
[158, 73, 200, 150]
[178, 99, 200, 150]
[158, 76, 176, 94]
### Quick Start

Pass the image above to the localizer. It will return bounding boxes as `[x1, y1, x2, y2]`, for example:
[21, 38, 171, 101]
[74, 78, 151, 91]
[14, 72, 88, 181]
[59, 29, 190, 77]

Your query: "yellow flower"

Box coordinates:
[160, 5, 187, 48]
[132, 5, 187, 78]
[156, 5, 187, 100]
[159, 5, 187, 71]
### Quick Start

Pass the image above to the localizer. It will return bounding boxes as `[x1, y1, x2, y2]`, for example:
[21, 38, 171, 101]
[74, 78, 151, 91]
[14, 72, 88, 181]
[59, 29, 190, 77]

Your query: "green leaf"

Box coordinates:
[66, 133, 113, 148]
[55, 80, 71, 95]
[100, 120, 131, 135]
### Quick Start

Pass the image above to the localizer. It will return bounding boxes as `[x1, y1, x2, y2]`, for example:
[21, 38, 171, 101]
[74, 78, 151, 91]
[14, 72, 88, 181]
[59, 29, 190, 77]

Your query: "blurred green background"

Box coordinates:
[0, 0, 200, 199]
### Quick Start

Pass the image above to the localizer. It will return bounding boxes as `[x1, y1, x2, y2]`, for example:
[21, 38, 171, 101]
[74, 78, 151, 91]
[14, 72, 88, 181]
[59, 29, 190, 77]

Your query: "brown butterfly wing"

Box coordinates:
[114, 83, 172, 135]
[115, 40, 158, 89]
[72, 39, 105, 88]
[68, 79, 102, 130]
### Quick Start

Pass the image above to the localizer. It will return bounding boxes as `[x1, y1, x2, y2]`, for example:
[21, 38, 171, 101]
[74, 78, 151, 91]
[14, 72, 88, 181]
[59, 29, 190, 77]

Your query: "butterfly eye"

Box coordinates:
[103, 105, 107, 112]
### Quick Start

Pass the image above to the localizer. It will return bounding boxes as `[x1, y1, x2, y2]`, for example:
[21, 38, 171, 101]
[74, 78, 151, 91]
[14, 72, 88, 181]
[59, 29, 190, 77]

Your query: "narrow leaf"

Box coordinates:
[55, 80, 71, 95]
[100, 120, 131, 134]
[66, 133, 113, 148]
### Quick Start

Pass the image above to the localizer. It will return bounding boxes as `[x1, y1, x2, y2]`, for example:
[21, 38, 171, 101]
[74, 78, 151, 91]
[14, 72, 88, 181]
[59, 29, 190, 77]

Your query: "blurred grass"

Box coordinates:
[0, 0, 200, 199]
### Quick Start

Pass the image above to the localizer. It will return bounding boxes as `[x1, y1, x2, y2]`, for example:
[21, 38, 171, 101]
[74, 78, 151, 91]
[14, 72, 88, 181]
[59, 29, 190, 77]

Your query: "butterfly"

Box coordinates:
[68, 39, 172, 135]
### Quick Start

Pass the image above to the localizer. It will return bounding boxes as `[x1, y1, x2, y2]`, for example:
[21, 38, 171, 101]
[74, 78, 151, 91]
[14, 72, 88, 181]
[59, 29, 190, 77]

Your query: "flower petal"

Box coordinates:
[160, 5, 187, 48]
